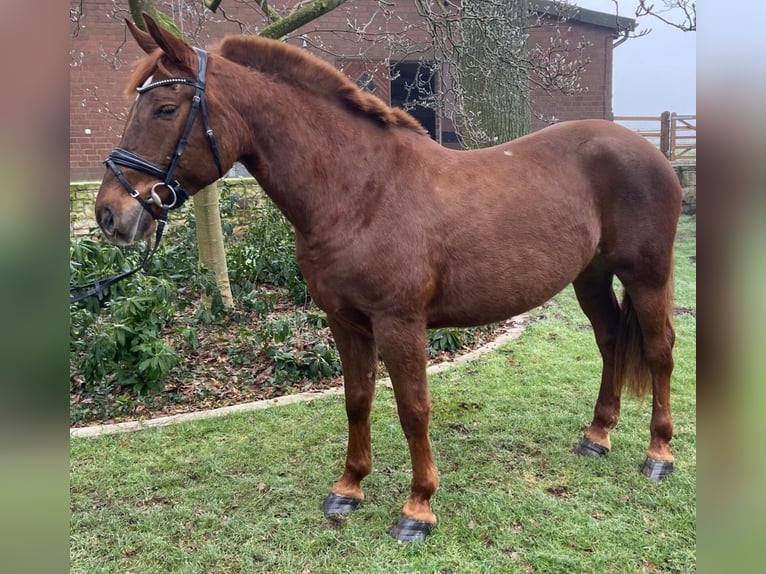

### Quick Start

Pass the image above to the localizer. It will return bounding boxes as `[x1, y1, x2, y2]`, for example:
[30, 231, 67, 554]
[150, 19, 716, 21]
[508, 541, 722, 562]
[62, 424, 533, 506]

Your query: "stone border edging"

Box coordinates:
[70, 317, 528, 438]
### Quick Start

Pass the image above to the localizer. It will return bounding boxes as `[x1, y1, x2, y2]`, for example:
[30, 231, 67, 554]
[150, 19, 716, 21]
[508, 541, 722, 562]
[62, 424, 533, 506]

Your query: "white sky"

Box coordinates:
[572, 0, 696, 115]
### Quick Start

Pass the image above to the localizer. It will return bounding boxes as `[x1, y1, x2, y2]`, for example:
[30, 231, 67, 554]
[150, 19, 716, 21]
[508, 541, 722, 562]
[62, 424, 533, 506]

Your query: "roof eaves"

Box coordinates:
[532, 2, 637, 32]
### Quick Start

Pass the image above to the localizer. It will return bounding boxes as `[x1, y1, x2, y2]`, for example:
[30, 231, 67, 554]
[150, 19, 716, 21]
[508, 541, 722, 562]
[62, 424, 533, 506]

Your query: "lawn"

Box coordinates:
[70, 216, 696, 573]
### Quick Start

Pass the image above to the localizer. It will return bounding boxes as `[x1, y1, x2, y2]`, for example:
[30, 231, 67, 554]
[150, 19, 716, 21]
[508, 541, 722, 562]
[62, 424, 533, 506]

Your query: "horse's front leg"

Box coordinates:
[374, 316, 439, 542]
[322, 315, 378, 519]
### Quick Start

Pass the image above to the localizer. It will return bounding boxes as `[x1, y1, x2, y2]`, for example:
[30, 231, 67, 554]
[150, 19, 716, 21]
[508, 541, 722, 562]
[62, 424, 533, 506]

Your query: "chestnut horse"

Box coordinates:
[94, 15, 681, 542]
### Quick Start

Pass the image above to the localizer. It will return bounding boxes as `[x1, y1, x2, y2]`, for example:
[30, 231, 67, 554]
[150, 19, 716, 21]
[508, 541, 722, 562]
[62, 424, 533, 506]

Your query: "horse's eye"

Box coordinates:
[155, 104, 177, 118]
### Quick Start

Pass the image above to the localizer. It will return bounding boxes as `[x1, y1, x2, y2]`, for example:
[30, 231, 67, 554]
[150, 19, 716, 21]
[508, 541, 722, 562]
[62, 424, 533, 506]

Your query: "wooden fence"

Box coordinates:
[613, 112, 696, 161]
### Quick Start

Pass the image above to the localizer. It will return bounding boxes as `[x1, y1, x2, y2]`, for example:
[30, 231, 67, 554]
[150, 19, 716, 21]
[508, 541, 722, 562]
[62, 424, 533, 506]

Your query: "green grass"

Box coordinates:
[70, 216, 696, 573]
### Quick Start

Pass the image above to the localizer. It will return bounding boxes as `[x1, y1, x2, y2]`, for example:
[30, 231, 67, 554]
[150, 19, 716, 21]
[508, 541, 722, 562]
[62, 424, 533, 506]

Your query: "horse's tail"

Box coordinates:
[613, 272, 675, 398]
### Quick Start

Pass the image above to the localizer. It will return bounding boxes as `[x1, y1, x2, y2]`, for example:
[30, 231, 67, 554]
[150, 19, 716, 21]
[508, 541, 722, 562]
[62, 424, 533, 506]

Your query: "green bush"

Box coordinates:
[428, 328, 465, 354]
[73, 276, 179, 394]
[69, 217, 199, 395]
[266, 342, 342, 384]
[427, 325, 496, 357]
[226, 201, 307, 303]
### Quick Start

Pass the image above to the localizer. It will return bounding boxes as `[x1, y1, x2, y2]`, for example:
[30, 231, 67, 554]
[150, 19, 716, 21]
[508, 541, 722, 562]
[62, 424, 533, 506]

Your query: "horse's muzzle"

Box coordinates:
[96, 204, 116, 237]
[95, 200, 153, 246]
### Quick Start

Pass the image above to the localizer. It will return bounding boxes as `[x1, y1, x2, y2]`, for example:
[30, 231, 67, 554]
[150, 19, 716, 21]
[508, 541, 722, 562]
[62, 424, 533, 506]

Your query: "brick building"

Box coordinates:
[69, 1, 634, 181]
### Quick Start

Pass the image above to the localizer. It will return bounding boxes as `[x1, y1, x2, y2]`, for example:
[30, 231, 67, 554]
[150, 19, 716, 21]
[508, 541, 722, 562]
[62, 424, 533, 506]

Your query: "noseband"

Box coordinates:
[70, 47, 223, 304]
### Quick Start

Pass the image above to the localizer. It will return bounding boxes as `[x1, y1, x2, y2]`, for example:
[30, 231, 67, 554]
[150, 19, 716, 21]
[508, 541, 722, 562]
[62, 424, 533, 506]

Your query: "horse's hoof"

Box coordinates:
[389, 515, 436, 543]
[640, 457, 674, 480]
[321, 493, 362, 518]
[573, 436, 609, 457]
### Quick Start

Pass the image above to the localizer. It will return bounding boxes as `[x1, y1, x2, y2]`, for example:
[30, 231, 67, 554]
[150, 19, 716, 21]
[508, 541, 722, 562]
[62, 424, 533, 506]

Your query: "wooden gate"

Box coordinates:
[614, 112, 696, 160]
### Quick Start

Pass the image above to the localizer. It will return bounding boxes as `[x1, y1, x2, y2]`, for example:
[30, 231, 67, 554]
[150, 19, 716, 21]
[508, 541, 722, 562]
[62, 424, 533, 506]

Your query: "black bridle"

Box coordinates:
[70, 47, 223, 304]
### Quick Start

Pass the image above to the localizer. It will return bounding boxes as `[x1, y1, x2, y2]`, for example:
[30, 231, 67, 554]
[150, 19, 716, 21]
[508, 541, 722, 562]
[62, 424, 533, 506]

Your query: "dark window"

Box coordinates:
[356, 72, 378, 93]
[390, 62, 437, 140]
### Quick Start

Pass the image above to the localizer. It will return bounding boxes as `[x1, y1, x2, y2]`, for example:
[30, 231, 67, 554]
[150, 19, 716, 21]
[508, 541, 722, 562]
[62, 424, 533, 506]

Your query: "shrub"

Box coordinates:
[266, 342, 342, 384]
[428, 328, 465, 355]
[226, 201, 308, 304]
[71, 275, 178, 394]
[427, 325, 497, 358]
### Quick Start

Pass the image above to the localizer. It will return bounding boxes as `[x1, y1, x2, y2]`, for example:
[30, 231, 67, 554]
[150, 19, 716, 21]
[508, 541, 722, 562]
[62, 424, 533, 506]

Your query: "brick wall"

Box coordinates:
[70, 0, 143, 182]
[70, 1, 620, 181]
[529, 21, 615, 130]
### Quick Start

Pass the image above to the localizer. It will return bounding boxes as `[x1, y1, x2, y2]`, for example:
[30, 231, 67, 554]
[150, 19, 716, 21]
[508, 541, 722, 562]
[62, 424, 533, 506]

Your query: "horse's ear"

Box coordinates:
[142, 13, 194, 66]
[125, 18, 158, 54]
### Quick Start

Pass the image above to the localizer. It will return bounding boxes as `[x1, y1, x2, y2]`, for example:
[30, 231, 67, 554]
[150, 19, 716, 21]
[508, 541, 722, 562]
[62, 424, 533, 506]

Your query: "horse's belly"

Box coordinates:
[426, 255, 586, 328]
[426, 286, 562, 329]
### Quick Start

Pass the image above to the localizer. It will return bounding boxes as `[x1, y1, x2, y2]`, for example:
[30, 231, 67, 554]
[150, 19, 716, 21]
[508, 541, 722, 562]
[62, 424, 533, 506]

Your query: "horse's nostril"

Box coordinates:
[97, 205, 115, 236]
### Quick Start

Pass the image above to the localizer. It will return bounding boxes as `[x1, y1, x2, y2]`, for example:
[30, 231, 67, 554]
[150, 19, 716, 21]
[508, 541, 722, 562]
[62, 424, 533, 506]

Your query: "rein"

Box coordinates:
[70, 47, 223, 304]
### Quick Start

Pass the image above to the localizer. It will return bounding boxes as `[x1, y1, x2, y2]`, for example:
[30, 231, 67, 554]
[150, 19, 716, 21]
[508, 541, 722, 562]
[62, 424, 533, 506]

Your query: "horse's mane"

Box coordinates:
[215, 36, 427, 136]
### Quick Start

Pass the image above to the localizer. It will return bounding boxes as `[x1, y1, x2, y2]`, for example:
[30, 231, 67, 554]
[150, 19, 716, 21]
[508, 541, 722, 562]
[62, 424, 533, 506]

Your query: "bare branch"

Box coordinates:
[636, 0, 696, 32]
[259, 0, 348, 39]
[255, 0, 282, 24]
[71, 0, 85, 38]
[213, 4, 257, 34]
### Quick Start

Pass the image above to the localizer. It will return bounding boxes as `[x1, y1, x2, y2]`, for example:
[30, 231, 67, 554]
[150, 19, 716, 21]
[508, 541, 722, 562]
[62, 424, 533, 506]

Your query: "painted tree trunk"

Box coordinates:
[193, 183, 234, 309]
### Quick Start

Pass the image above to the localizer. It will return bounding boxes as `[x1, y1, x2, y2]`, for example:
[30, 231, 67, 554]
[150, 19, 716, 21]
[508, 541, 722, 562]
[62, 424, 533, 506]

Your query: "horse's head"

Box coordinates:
[95, 15, 226, 245]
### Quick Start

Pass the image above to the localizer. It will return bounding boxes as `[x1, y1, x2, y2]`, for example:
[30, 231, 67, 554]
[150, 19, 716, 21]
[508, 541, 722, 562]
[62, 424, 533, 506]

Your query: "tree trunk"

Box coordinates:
[460, 0, 530, 148]
[193, 183, 234, 308]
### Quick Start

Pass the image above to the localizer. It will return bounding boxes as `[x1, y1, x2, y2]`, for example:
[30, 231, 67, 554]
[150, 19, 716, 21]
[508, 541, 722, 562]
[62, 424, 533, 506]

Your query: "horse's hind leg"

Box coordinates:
[322, 315, 378, 519]
[572, 257, 623, 456]
[620, 278, 676, 479]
